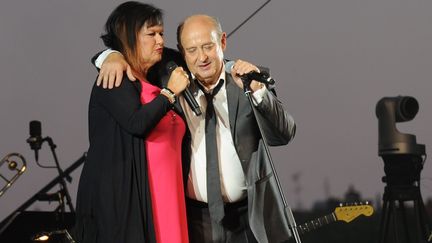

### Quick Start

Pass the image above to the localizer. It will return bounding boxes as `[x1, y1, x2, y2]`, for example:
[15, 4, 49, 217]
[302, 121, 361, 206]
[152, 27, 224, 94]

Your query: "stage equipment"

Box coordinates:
[237, 71, 300, 242]
[376, 96, 431, 243]
[0, 153, 26, 197]
[0, 211, 75, 243]
[26, 120, 74, 213]
[32, 229, 76, 243]
[296, 202, 374, 235]
[0, 154, 85, 242]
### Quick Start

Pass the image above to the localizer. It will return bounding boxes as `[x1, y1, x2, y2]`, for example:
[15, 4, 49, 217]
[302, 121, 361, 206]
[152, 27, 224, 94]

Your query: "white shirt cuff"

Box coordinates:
[252, 85, 267, 106]
[94, 49, 120, 69]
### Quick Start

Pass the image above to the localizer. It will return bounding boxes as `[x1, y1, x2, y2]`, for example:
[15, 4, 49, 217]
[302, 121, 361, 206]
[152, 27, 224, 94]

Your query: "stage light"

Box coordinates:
[32, 229, 76, 243]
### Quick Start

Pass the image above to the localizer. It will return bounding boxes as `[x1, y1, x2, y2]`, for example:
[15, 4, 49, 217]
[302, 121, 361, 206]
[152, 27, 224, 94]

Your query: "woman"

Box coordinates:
[73, 2, 190, 243]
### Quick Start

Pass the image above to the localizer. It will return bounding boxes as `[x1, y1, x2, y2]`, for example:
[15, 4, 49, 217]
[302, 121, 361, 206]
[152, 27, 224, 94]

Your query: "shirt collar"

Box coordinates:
[193, 64, 226, 95]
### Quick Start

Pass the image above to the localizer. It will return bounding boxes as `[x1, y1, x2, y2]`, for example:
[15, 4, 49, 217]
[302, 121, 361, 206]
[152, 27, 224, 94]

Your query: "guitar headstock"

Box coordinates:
[334, 202, 374, 223]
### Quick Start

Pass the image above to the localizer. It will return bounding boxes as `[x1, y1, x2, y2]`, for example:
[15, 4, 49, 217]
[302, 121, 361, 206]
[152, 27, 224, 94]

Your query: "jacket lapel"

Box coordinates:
[225, 72, 240, 136]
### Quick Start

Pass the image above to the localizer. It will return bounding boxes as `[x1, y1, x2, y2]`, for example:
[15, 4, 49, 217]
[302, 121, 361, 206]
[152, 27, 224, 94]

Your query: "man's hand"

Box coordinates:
[230, 59, 264, 92]
[96, 52, 136, 89]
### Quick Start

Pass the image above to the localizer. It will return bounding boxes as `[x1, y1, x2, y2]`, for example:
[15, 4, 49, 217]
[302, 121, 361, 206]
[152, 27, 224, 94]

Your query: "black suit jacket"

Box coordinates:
[179, 63, 296, 243]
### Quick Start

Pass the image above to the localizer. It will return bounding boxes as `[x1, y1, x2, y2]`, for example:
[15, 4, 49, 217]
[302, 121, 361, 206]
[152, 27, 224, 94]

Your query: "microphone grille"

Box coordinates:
[29, 120, 41, 137]
[166, 61, 178, 74]
[225, 61, 235, 73]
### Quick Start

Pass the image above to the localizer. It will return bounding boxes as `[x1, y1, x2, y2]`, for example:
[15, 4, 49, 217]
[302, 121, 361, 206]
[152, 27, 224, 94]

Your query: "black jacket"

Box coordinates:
[73, 49, 186, 243]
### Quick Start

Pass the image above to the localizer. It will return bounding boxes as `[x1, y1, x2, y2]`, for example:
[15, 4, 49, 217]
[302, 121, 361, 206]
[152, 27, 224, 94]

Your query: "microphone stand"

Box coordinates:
[242, 79, 301, 243]
[39, 136, 75, 213]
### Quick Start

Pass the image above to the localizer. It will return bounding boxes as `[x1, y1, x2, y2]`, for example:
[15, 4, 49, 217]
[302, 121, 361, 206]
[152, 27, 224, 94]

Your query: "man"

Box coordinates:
[95, 14, 296, 243]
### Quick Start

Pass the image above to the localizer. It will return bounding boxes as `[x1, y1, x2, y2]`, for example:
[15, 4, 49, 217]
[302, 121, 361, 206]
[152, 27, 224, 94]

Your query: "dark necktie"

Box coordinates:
[203, 79, 225, 224]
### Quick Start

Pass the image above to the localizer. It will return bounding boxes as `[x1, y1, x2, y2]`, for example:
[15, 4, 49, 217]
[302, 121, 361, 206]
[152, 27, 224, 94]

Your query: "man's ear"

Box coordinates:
[220, 32, 227, 51]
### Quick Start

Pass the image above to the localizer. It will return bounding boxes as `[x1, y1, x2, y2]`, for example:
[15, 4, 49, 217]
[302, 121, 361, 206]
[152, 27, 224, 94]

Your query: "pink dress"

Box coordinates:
[140, 80, 189, 243]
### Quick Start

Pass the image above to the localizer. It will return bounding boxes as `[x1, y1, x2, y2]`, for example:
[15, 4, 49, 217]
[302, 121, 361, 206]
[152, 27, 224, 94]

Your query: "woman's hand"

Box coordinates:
[166, 67, 190, 96]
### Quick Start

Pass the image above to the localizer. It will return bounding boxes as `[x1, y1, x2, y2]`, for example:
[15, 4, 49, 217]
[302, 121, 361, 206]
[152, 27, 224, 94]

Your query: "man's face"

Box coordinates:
[180, 18, 226, 88]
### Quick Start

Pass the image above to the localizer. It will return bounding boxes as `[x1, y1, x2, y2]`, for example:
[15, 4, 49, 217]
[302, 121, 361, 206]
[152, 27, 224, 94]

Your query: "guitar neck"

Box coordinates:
[296, 212, 337, 235]
[291, 203, 374, 237]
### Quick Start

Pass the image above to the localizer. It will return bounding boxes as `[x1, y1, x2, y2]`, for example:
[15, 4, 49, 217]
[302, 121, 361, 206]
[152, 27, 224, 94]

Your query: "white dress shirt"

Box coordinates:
[180, 68, 266, 203]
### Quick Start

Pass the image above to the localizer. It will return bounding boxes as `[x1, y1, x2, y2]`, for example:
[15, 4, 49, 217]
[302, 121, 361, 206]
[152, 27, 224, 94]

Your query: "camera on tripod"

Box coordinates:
[375, 95, 431, 243]
[376, 96, 426, 185]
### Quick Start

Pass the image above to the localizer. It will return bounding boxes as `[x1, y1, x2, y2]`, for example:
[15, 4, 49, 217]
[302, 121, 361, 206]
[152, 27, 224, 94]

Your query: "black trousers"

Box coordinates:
[186, 198, 258, 243]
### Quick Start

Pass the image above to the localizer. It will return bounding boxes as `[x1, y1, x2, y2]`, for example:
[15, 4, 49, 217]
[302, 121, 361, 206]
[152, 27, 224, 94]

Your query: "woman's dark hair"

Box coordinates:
[101, 1, 163, 75]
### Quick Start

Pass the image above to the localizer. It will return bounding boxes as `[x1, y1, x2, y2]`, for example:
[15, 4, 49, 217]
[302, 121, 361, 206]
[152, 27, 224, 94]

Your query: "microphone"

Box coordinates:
[27, 120, 42, 161]
[225, 61, 275, 85]
[166, 61, 202, 116]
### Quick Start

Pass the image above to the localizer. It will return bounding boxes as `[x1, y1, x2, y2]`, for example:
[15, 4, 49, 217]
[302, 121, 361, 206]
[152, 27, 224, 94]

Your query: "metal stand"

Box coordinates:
[0, 153, 86, 235]
[40, 136, 75, 213]
[379, 155, 432, 243]
[242, 80, 301, 243]
[376, 96, 432, 243]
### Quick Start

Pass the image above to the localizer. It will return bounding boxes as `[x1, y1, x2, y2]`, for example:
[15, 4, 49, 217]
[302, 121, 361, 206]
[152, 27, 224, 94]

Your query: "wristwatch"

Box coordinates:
[160, 88, 176, 104]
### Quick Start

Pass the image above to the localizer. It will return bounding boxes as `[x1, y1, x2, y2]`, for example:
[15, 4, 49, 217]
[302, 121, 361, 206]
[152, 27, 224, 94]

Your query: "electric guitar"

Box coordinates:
[296, 202, 374, 235]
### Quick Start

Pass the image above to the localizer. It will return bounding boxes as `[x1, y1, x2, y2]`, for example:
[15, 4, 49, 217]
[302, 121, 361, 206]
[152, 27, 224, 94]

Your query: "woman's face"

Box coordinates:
[137, 23, 164, 68]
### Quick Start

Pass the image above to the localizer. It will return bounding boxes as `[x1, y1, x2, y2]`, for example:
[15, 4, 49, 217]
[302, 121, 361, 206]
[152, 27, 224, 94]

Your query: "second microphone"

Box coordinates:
[166, 61, 202, 116]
